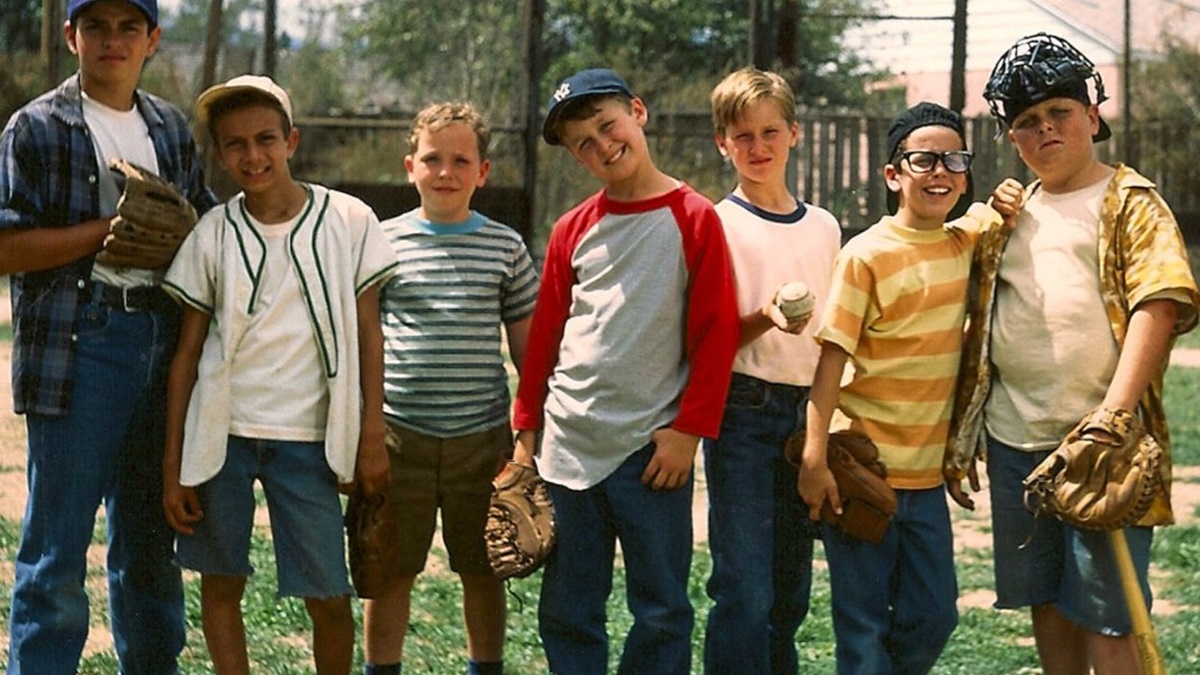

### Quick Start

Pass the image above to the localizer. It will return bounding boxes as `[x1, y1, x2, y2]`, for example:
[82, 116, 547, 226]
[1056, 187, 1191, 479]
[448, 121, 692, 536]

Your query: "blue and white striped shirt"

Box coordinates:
[380, 209, 539, 437]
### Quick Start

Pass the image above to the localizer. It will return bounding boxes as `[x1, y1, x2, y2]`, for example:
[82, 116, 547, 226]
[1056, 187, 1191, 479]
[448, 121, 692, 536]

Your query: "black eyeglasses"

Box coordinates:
[897, 150, 973, 174]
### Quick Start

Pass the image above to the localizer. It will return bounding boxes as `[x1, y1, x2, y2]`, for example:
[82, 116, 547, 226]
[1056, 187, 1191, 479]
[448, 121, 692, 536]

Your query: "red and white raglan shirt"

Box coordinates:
[512, 184, 740, 489]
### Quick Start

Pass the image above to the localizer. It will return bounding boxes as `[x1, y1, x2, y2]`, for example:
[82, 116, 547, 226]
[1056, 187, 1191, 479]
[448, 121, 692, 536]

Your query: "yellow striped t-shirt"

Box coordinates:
[817, 204, 1000, 489]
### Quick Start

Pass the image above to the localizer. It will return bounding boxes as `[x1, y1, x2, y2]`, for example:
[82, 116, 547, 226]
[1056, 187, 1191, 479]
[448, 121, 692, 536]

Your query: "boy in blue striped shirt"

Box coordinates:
[363, 101, 540, 675]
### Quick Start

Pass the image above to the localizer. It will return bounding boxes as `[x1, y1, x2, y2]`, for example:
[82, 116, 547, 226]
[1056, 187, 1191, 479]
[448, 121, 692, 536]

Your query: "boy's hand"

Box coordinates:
[988, 178, 1025, 223]
[945, 457, 980, 511]
[797, 456, 842, 522]
[763, 299, 811, 335]
[642, 428, 699, 490]
[163, 481, 203, 535]
[767, 281, 814, 334]
[354, 424, 392, 496]
[496, 430, 539, 484]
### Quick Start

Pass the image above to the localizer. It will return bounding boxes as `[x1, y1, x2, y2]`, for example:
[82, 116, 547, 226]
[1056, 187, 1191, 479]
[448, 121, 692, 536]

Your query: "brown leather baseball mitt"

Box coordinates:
[97, 158, 198, 269]
[788, 428, 898, 544]
[1023, 406, 1162, 530]
[344, 487, 402, 598]
[485, 462, 556, 580]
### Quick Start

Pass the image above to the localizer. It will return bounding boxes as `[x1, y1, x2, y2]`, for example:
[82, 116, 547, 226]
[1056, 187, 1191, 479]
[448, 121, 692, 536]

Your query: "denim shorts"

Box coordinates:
[987, 437, 1153, 635]
[174, 436, 352, 598]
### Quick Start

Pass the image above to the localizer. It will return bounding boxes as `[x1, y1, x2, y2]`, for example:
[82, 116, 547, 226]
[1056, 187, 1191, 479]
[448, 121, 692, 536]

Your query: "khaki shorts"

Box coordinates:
[383, 422, 511, 575]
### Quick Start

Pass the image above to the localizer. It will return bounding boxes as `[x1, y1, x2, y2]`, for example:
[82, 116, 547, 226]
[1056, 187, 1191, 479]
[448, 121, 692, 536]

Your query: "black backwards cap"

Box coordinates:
[983, 32, 1111, 142]
[884, 101, 974, 218]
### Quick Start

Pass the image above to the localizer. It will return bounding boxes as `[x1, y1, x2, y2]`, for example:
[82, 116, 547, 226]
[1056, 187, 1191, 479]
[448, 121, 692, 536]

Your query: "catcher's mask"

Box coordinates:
[983, 32, 1110, 142]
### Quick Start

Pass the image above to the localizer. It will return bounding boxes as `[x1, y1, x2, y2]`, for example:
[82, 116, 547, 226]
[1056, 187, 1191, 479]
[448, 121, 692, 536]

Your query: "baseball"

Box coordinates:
[775, 281, 814, 322]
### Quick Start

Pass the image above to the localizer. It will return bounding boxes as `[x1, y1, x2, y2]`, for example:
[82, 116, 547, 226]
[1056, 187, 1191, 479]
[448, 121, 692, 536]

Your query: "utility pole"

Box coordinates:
[1123, 0, 1132, 157]
[202, 0, 225, 91]
[520, 0, 546, 244]
[749, 0, 775, 68]
[263, 0, 278, 77]
[41, 0, 64, 89]
[949, 0, 967, 111]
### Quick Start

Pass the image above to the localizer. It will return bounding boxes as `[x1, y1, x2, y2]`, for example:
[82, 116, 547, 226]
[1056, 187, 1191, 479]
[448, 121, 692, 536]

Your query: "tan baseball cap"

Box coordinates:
[195, 74, 293, 125]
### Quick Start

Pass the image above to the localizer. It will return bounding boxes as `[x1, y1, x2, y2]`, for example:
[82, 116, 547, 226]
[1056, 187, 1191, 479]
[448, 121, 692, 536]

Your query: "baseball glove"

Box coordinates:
[485, 462, 556, 580]
[96, 158, 198, 269]
[344, 487, 402, 598]
[788, 429, 898, 544]
[1023, 406, 1162, 530]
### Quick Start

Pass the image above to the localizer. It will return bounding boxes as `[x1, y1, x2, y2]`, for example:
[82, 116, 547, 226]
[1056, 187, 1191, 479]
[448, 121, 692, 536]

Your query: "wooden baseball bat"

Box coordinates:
[1109, 528, 1166, 675]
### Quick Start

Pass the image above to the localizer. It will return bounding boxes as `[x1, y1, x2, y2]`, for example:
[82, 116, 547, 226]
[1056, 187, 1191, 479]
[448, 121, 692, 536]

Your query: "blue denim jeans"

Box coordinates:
[7, 299, 183, 675]
[822, 487, 958, 675]
[176, 436, 352, 598]
[701, 373, 816, 675]
[538, 443, 694, 675]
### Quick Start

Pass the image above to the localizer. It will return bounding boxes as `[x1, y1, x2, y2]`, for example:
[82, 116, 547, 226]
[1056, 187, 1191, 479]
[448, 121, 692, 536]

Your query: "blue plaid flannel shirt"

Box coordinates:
[0, 74, 217, 416]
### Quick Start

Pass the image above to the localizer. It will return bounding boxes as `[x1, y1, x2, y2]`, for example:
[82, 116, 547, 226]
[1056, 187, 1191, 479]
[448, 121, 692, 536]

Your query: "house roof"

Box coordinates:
[845, 0, 1200, 76]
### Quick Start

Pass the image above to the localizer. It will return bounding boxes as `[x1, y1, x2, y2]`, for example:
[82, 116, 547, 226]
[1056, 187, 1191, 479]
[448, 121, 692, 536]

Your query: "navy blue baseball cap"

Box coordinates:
[69, 0, 159, 27]
[542, 68, 634, 145]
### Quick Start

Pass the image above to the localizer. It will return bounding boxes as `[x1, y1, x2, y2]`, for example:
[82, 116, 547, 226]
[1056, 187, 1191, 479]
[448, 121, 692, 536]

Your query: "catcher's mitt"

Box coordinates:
[96, 158, 198, 269]
[485, 462, 556, 580]
[1023, 407, 1162, 530]
[789, 428, 898, 544]
[344, 487, 402, 598]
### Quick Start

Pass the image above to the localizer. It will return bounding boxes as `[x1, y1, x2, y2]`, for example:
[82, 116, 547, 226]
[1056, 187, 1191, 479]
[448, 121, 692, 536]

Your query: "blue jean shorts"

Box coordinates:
[986, 437, 1153, 635]
[174, 436, 352, 598]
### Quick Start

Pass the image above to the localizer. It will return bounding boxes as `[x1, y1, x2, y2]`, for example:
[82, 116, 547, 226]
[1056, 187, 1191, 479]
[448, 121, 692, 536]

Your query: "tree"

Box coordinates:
[343, 0, 886, 119]
[1126, 31, 1200, 214]
[0, 0, 40, 53]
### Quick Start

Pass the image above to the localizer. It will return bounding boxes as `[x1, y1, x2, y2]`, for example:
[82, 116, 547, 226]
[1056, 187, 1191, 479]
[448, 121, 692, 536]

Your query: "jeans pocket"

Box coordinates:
[724, 375, 767, 410]
[75, 303, 113, 338]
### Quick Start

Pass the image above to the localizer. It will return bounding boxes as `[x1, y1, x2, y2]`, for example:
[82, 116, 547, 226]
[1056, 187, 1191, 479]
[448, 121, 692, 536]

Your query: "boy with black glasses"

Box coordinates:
[798, 102, 1022, 674]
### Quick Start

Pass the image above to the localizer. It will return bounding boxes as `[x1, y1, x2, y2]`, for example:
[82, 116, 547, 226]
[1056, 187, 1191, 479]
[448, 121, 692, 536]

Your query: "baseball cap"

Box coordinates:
[885, 102, 973, 218]
[195, 74, 294, 126]
[68, 0, 158, 27]
[542, 68, 634, 145]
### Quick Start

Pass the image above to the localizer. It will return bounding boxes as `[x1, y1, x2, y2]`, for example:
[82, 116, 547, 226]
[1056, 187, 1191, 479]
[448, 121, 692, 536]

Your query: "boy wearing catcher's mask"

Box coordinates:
[947, 32, 1199, 674]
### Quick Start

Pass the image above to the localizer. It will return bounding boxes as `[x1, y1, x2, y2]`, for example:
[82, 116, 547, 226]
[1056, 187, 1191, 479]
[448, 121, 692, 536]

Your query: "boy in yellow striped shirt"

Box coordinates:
[797, 102, 1021, 674]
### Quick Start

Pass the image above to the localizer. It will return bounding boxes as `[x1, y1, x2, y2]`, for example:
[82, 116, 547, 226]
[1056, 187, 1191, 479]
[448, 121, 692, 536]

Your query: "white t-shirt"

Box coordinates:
[716, 194, 841, 386]
[986, 173, 1118, 449]
[81, 92, 159, 288]
[228, 214, 329, 441]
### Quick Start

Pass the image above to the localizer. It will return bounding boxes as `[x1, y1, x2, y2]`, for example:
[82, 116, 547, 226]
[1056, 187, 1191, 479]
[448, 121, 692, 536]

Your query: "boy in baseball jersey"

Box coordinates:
[798, 102, 1020, 674]
[361, 102, 539, 675]
[162, 75, 398, 675]
[509, 67, 740, 675]
[948, 33, 1198, 674]
[0, 1, 217, 671]
[702, 67, 840, 675]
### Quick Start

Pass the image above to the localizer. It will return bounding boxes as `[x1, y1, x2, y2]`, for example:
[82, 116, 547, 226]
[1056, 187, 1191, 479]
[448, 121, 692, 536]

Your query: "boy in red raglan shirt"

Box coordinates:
[505, 68, 739, 675]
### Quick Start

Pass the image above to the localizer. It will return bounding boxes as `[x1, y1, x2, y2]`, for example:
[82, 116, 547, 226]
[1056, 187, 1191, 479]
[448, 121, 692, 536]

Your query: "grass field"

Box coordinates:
[3, 296, 1200, 672]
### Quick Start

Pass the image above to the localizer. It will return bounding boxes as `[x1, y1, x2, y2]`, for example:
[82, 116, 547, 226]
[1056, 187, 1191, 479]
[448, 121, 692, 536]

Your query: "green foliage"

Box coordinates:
[0, 0, 39, 53]
[1165, 365, 1200, 466]
[344, 0, 528, 119]
[342, 0, 886, 122]
[161, 0, 265, 50]
[1126, 32, 1200, 215]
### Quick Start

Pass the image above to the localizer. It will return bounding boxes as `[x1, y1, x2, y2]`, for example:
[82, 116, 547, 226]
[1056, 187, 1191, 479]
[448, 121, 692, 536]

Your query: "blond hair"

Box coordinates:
[408, 101, 492, 160]
[710, 68, 797, 136]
